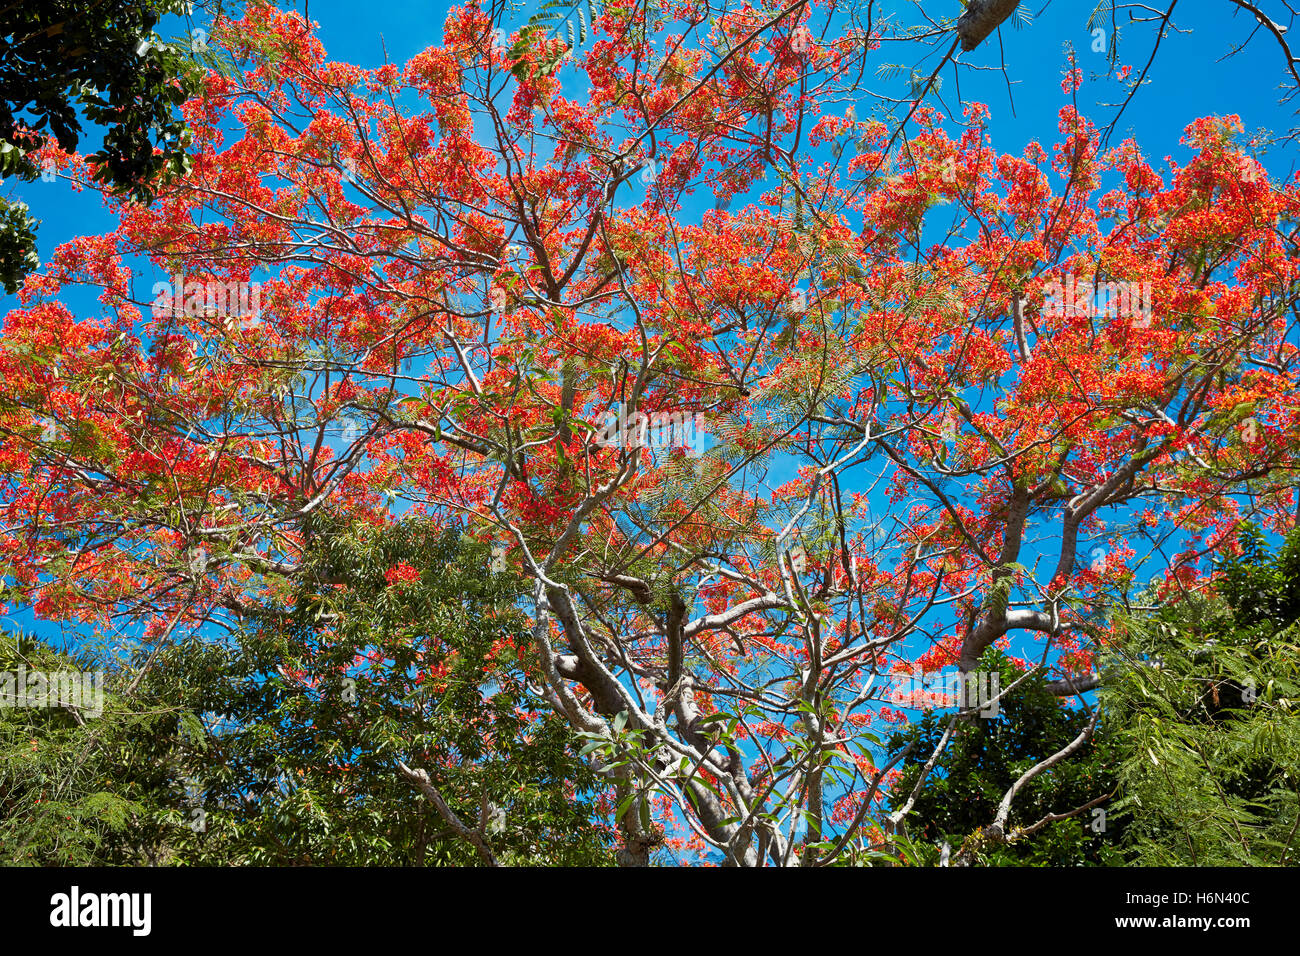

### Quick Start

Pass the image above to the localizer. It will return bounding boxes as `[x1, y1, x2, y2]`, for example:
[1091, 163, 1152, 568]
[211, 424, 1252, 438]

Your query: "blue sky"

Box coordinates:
[7, 1, 1300, 275]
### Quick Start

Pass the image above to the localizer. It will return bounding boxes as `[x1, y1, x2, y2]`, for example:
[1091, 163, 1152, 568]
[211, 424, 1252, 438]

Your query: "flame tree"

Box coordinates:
[2, 1, 1299, 865]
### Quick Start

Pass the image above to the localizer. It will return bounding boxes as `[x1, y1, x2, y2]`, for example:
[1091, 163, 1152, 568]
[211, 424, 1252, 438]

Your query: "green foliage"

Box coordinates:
[886, 650, 1123, 866]
[1, 519, 614, 865]
[0, 633, 179, 865]
[1217, 523, 1300, 633]
[881, 527, 1300, 868]
[507, 0, 602, 78]
[1104, 525, 1300, 865]
[147, 517, 614, 865]
[0, 0, 201, 291]
[0, 197, 39, 296]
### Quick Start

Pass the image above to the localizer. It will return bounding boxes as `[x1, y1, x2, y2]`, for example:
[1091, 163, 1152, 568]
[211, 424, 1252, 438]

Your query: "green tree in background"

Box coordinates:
[884, 650, 1122, 867]
[1105, 526, 1300, 866]
[0, 0, 201, 292]
[152, 516, 613, 865]
[0, 628, 187, 864]
[883, 527, 1300, 868]
[1, 518, 614, 865]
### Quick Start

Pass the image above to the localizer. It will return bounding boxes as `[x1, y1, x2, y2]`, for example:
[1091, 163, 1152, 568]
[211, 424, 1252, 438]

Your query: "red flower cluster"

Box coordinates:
[383, 563, 421, 588]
